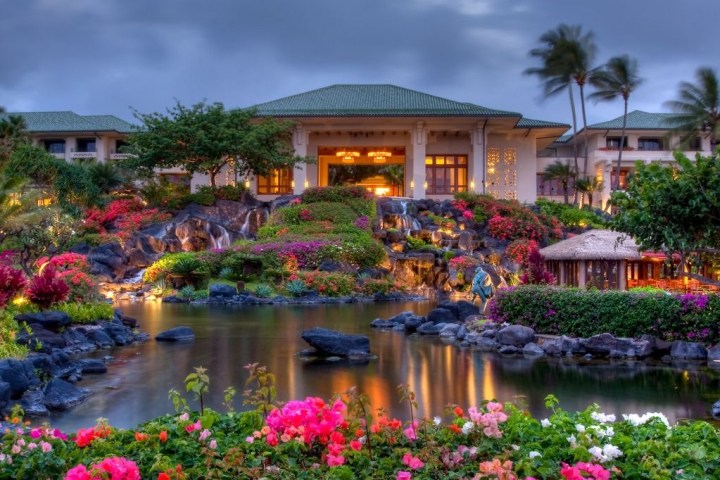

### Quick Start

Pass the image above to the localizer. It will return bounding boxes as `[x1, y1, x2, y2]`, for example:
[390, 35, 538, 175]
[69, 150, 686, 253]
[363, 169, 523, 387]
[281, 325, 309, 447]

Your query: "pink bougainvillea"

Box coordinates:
[65, 456, 140, 480]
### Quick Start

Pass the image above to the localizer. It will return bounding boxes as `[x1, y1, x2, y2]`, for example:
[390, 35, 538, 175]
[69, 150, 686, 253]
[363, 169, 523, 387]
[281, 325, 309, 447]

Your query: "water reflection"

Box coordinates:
[42, 302, 720, 431]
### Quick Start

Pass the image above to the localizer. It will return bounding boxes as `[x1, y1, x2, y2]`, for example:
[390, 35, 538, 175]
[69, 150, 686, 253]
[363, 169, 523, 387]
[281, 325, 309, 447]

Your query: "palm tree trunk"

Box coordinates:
[615, 100, 628, 191]
[579, 83, 590, 179]
[568, 86, 580, 204]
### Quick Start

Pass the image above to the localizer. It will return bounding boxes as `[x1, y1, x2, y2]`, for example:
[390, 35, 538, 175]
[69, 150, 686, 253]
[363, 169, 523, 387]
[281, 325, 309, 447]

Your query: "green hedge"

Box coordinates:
[487, 285, 720, 342]
[268, 202, 360, 226]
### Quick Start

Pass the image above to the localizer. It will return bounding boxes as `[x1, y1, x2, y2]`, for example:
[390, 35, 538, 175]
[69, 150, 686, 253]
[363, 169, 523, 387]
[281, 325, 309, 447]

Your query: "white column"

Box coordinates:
[96, 137, 105, 162]
[411, 122, 426, 199]
[292, 124, 308, 195]
[65, 137, 75, 162]
[470, 122, 485, 193]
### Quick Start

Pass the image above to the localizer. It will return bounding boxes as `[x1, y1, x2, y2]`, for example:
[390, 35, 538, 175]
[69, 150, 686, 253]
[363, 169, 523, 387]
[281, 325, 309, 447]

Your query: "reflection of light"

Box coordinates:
[291, 180, 295, 189]
[482, 360, 496, 401]
[304, 180, 309, 188]
[410, 180, 415, 189]
[470, 180, 475, 190]
[375, 187, 390, 196]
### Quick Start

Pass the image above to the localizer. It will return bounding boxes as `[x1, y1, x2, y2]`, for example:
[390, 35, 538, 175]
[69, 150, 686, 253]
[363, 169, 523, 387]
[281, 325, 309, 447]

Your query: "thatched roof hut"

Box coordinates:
[540, 229, 641, 261]
[540, 230, 641, 290]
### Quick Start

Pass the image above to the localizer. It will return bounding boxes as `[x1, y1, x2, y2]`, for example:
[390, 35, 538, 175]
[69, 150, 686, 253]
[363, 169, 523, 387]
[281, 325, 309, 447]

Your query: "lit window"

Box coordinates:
[606, 137, 628, 149]
[257, 168, 293, 195]
[425, 155, 467, 195]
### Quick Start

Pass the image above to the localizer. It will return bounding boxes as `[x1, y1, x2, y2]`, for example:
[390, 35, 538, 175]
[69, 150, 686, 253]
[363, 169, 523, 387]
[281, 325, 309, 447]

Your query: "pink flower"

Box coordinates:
[403, 422, 418, 441]
[326, 454, 345, 466]
[64, 465, 92, 480]
[397, 472, 412, 480]
[40, 441, 52, 453]
[402, 452, 425, 470]
[199, 429, 211, 441]
[245, 436, 255, 443]
[350, 439, 362, 451]
[209, 439, 217, 449]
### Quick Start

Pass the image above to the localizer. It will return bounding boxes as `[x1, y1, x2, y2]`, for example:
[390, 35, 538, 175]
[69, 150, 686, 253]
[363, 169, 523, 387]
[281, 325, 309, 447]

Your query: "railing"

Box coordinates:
[110, 153, 132, 160]
[627, 278, 718, 293]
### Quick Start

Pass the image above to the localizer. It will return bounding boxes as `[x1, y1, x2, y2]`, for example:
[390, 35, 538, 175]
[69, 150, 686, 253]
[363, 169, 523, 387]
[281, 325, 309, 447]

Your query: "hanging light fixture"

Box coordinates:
[336, 149, 360, 163]
[368, 150, 391, 163]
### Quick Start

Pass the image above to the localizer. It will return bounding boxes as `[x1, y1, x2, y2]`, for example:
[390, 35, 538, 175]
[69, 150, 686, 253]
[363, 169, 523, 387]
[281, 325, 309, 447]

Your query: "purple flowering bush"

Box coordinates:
[487, 285, 720, 342]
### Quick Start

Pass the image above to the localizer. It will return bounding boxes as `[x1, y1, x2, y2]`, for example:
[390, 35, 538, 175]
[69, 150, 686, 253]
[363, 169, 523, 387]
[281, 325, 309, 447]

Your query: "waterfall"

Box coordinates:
[206, 223, 231, 250]
[124, 268, 146, 284]
[400, 200, 408, 215]
[240, 207, 269, 239]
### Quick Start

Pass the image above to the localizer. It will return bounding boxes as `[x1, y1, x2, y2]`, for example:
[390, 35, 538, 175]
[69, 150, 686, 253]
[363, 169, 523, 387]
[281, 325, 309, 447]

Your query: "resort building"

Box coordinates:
[537, 110, 715, 208]
[0, 111, 134, 163]
[243, 84, 569, 202]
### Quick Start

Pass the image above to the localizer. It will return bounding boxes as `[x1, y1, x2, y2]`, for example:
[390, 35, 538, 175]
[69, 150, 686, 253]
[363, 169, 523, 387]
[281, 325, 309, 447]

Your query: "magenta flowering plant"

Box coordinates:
[65, 456, 141, 480]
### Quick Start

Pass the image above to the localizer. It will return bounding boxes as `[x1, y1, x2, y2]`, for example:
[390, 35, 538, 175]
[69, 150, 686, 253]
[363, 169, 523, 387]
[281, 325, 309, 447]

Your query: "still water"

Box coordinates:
[45, 301, 720, 431]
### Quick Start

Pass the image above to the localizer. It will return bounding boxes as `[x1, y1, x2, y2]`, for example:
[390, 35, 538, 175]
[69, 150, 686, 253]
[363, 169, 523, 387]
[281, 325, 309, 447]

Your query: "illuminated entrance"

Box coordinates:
[318, 147, 405, 196]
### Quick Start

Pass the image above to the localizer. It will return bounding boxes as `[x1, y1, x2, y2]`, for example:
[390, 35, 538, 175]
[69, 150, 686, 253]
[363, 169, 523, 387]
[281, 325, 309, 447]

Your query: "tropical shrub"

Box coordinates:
[270, 202, 359, 226]
[185, 186, 217, 206]
[448, 255, 479, 270]
[302, 185, 370, 203]
[505, 239, 538, 266]
[53, 302, 115, 324]
[291, 271, 355, 297]
[193, 249, 233, 277]
[356, 277, 401, 295]
[283, 279, 307, 297]
[211, 183, 248, 201]
[219, 252, 263, 282]
[254, 284, 274, 298]
[487, 285, 720, 342]
[0, 263, 27, 307]
[83, 199, 171, 241]
[143, 253, 197, 284]
[250, 240, 336, 269]
[0, 309, 29, 358]
[26, 266, 70, 309]
[518, 247, 556, 285]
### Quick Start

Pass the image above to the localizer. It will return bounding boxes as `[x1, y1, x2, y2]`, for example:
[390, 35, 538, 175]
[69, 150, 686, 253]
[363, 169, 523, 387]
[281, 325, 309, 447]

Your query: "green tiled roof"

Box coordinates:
[587, 110, 674, 130]
[251, 84, 521, 118]
[0, 111, 134, 134]
[515, 117, 570, 129]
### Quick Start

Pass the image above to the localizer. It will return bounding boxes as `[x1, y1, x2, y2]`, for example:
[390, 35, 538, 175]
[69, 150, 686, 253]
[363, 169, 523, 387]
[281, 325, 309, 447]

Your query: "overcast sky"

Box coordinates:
[2, 0, 718, 130]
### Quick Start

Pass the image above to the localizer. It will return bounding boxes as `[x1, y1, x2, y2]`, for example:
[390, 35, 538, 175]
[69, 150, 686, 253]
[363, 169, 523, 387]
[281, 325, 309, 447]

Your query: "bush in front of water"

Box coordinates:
[2, 377, 719, 479]
[488, 285, 720, 342]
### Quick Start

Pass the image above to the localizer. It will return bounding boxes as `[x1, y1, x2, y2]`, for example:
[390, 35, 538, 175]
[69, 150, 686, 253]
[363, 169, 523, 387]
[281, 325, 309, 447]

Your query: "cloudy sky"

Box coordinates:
[2, 0, 718, 129]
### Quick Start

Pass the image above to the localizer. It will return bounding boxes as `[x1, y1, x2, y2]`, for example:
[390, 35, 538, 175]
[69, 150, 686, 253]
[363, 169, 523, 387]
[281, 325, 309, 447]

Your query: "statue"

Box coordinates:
[471, 266, 495, 314]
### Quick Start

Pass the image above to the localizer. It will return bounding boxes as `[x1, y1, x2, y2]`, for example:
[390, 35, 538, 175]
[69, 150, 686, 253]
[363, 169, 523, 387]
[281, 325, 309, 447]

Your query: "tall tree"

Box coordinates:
[664, 66, 720, 153]
[574, 175, 603, 209]
[611, 152, 720, 286]
[543, 160, 576, 205]
[0, 114, 29, 167]
[526, 24, 597, 179]
[123, 102, 304, 188]
[589, 55, 643, 190]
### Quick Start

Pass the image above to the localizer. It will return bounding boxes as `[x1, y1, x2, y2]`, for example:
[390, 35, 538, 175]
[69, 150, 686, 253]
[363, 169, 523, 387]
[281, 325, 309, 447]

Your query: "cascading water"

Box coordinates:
[240, 207, 269, 239]
[384, 200, 421, 233]
[206, 222, 231, 249]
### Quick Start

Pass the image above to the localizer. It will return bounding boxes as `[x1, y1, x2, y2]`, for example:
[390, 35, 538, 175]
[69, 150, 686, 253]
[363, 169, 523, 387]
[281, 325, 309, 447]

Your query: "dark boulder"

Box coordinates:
[301, 327, 370, 357]
[0, 359, 39, 399]
[78, 359, 108, 374]
[475, 337, 499, 352]
[371, 318, 398, 329]
[156, 326, 196, 342]
[436, 301, 460, 320]
[498, 345, 519, 355]
[162, 295, 188, 303]
[83, 328, 115, 347]
[670, 341, 707, 360]
[497, 325, 536, 347]
[708, 345, 720, 364]
[43, 379, 89, 411]
[17, 325, 67, 352]
[456, 301, 480, 322]
[416, 321, 441, 335]
[15, 311, 71, 331]
[103, 324, 131, 345]
[581, 333, 636, 357]
[523, 343, 545, 357]
[209, 283, 237, 298]
[0, 381, 10, 409]
[427, 307, 458, 324]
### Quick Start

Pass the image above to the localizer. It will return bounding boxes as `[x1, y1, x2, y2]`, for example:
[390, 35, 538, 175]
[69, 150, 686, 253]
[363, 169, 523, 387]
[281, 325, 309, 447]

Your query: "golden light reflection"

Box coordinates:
[482, 359, 496, 401]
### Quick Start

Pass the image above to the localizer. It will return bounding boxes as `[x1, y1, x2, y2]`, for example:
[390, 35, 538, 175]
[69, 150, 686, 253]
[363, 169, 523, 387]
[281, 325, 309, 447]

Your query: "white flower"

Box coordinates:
[622, 412, 670, 427]
[603, 444, 623, 460]
[461, 421, 474, 434]
[540, 418, 551, 428]
[588, 446, 603, 461]
[575, 424, 586, 433]
[511, 444, 520, 451]
[591, 412, 616, 423]
[528, 451, 542, 459]
[433, 416, 442, 425]
[566, 434, 576, 445]
[589, 425, 615, 439]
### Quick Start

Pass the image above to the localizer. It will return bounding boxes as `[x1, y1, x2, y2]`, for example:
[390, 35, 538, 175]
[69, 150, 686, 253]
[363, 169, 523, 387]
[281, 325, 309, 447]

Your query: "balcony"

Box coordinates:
[110, 153, 132, 160]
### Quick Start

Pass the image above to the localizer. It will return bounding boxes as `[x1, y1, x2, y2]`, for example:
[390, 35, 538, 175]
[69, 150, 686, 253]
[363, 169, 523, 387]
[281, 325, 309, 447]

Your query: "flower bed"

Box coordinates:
[1, 393, 717, 479]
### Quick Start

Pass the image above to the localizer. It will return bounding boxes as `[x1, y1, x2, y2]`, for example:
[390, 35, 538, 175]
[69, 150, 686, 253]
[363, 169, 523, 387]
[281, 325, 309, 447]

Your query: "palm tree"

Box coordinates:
[526, 24, 597, 179]
[379, 165, 404, 196]
[589, 55, 643, 190]
[664, 66, 719, 153]
[543, 160, 576, 204]
[0, 114, 29, 167]
[574, 175, 604, 209]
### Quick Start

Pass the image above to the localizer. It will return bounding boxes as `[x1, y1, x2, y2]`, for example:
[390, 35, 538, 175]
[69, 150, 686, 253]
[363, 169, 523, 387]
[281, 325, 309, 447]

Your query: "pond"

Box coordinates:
[43, 301, 720, 431]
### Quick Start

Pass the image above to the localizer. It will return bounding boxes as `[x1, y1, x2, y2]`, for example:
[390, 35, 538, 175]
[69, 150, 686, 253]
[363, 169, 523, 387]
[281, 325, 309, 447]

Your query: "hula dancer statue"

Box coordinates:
[471, 266, 495, 315]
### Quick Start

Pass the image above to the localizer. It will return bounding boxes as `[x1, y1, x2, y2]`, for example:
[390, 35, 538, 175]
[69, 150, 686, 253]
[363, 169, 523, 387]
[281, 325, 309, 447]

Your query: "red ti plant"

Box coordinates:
[27, 265, 70, 309]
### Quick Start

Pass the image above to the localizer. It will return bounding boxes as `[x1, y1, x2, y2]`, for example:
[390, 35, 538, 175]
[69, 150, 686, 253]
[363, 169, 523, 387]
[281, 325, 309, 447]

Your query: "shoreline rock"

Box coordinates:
[1, 309, 148, 417]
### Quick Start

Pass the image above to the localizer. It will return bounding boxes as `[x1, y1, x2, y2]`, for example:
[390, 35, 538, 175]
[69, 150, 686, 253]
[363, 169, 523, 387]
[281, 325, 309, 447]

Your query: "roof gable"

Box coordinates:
[251, 84, 522, 118]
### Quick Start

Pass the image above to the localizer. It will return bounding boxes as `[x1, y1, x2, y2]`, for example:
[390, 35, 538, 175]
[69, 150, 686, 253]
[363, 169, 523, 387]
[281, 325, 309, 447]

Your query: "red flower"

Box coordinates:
[159, 430, 168, 442]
